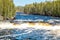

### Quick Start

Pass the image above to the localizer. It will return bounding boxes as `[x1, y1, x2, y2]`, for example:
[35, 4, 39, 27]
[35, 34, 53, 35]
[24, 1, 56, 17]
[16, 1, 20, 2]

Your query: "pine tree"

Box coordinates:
[0, 0, 16, 20]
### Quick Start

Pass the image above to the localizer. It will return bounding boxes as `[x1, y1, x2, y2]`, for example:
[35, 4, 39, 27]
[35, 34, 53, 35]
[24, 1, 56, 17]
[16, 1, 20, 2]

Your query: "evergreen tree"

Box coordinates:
[23, 1, 60, 17]
[0, 0, 16, 20]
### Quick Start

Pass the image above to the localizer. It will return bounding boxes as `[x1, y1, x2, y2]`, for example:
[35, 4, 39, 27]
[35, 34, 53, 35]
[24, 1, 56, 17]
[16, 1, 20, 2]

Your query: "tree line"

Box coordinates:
[23, 0, 60, 17]
[16, 6, 24, 12]
[0, 0, 15, 20]
[0, 0, 60, 21]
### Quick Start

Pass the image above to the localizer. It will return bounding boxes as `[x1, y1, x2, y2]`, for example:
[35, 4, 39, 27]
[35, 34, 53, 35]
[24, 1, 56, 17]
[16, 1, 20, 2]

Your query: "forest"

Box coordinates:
[0, 0, 60, 20]
[0, 0, 15, 20]
[17, 0, 60, 17]
[23, 0, 60, 17]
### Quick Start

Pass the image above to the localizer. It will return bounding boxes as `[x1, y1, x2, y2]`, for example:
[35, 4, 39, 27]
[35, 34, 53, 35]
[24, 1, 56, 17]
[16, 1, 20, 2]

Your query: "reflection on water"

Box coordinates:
[0, 28, 60, 40]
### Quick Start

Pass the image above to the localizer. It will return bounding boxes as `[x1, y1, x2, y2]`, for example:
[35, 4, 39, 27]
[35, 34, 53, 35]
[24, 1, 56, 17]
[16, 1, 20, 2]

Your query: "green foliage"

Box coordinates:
[24, 1, 60, 17]
[0, 0, 16, 20]
[16, 6, 24, 12]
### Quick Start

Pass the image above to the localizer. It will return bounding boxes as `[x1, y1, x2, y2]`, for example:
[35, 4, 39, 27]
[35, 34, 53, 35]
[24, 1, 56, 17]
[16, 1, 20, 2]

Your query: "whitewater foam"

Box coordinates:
[0, 22, 60, 30]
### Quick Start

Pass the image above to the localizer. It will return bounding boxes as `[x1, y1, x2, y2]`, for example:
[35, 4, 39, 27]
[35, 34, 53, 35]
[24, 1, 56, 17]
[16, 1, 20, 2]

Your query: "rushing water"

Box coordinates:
[15, 12, 60, 22]
[0, 12, 60, 40]
[0, 28, 60, 40]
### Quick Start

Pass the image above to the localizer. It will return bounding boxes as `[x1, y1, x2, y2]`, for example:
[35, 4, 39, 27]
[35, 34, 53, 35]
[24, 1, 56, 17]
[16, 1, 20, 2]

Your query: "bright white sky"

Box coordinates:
[13, 0, 53, 6]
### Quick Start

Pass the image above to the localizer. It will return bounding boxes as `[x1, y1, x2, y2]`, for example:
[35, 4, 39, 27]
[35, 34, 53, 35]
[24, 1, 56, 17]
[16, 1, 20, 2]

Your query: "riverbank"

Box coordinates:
[0, 21, 60, 30]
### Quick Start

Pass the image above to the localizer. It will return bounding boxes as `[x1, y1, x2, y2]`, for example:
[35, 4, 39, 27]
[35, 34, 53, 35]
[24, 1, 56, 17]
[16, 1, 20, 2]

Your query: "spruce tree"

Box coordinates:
[0, 0, 16, 20]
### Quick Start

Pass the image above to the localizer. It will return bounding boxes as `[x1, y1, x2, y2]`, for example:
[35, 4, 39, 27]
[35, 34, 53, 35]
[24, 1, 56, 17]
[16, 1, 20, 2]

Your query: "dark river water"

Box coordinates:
[15, 12, 60, 22]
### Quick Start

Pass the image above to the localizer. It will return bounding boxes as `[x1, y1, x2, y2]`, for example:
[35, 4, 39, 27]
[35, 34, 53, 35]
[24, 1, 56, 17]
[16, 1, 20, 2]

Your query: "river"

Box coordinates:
[0, 12, 60, 40]
[14, 12, 60, 24]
